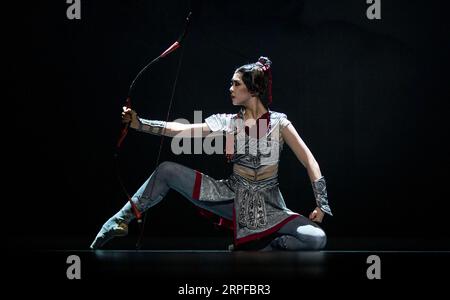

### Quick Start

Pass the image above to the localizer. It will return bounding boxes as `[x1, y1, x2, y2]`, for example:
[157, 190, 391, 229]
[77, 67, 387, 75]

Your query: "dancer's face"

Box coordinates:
[229, 72, 252, 106]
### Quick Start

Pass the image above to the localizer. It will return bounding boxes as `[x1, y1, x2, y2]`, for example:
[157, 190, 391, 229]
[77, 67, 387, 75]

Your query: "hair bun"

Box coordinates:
[257, 56, 272, 69]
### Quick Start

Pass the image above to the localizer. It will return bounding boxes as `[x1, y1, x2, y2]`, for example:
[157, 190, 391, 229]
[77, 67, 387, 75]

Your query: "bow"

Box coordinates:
[115, 12, 192, 249]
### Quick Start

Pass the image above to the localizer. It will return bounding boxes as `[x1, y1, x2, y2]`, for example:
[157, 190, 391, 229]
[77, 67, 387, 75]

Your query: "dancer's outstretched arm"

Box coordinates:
[122, 106, 212, 138]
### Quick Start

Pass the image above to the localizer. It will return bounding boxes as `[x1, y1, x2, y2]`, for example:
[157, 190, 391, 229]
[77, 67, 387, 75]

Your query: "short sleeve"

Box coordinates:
[279, 114, 292, 130]
[205, 113, 233, 132]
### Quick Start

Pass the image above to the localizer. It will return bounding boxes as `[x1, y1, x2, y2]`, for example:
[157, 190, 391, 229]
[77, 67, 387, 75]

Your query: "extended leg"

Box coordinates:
[90, 161, 232, 249]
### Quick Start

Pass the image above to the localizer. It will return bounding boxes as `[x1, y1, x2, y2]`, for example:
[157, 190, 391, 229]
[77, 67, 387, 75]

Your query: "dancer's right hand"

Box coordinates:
[122, 106, 140, 129]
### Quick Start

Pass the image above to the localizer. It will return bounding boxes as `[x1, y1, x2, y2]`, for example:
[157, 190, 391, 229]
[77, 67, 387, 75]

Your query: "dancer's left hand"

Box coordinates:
[309, 207, 325, 223]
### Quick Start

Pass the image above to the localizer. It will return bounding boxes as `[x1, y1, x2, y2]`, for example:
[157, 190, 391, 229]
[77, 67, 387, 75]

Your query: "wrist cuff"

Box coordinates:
[312, 176, 333, 216]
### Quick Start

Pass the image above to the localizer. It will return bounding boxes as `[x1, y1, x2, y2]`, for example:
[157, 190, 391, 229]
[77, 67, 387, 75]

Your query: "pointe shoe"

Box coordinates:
[90, 218, 129, 249]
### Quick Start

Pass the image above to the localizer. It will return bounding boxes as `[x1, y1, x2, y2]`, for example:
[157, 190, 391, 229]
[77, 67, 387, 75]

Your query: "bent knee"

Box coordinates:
[156, 161, 179, 177]
[296, 225, 327, 250]
[158, 161, 178, 170]
[313, 232, 327, 249]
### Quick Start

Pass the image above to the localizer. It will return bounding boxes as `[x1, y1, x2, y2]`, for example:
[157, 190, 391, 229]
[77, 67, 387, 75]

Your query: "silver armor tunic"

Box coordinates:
[199, 109, 300, 245]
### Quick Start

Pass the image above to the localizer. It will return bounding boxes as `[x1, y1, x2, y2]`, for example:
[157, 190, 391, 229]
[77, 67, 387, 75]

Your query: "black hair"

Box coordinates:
[235, 56, 272, 108]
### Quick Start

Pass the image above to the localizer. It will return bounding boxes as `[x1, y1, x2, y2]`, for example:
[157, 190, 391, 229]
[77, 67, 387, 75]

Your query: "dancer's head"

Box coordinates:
[229, 56, 273, 108]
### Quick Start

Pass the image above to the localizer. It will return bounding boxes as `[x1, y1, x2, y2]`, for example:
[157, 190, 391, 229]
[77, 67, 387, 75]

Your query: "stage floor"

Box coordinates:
[6, 236, 450, 283]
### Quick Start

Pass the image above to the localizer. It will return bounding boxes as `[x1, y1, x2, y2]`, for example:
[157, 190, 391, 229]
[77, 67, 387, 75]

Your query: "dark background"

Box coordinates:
[7, 0, 450, 250]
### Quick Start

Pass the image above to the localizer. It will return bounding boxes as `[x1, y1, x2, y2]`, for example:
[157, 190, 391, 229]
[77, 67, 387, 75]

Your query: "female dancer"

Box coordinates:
[90, 57, 332, 250]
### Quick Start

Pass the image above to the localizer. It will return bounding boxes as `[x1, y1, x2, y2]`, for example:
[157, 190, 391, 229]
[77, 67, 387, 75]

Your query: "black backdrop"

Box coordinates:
[7, 0, 450, 249]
